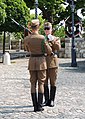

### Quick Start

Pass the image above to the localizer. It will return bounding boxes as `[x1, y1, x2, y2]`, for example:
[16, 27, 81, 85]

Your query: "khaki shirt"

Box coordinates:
[46, 36, 61, 68]
[24, 33, 52, 70]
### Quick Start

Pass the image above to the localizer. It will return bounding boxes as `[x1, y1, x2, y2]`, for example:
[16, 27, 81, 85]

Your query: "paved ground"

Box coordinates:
[0, 57, 85, 119]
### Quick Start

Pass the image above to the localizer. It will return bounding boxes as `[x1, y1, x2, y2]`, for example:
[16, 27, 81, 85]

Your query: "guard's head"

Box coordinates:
[44, 22, 52, 30]
[44, 22, 52, 35]
[31, 19, 40, 30]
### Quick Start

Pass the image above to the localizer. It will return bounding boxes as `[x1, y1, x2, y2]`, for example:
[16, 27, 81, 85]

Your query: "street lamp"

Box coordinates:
[35, 0, 38, 19]
[70, 0, 77, 67]
[66, 0, 77, 66]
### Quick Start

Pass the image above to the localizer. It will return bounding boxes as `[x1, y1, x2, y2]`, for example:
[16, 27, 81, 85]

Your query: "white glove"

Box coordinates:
[48, 34, 54, 41]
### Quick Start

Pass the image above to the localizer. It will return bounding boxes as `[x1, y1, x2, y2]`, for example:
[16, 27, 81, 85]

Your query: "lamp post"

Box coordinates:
[70, 0, 77, 67]
[35, 0, 38, 19]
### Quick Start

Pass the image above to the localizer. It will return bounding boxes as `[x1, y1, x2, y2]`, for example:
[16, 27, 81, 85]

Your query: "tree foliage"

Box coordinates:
[0, 0, 30, 32]
[24, 0, 85, 24]
[24, 0, 65, 24]
[60, 0, 85, 21]
[0, 0, 6, 25]
[0, 0, 85, 39]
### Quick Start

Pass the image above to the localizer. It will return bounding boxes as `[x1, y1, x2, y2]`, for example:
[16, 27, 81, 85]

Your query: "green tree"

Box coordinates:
[60, 0, 85, 21]
[0, 0, 6, 25]
[24, 0, 85, 24]
[24, 0, 65, 24]
[0, 0, 30, 33]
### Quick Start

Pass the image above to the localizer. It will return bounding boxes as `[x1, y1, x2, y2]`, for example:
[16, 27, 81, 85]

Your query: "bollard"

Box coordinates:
[3, 52, 11, 65]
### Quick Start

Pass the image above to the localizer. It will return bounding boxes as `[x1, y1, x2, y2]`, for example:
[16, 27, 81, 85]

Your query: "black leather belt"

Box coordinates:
[30, 54, 45, 57]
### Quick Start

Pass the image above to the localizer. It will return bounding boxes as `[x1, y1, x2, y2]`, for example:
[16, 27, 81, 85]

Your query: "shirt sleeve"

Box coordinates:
[50, 37, 61, 51]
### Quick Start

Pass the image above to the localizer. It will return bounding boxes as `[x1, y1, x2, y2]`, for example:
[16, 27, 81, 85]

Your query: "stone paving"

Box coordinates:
[0, 57, 85, 119]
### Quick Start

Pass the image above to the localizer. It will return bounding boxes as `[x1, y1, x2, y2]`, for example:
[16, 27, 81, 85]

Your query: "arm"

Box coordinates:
[24, 37, 29, 51]
[50, 37, 61, 51]
[44, 41, 52, 55]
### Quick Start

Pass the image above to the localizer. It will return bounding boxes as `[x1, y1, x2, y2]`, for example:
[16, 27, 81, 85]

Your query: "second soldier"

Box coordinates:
[24, 19, 52, 112]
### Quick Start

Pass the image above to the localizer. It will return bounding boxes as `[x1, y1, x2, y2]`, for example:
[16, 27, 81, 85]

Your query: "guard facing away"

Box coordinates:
[24, 19, 52, 112]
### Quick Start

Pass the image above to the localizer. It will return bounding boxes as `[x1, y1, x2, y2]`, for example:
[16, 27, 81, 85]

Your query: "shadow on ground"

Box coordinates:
[0, 105, 33, 114]
[59, 60, 85, 73]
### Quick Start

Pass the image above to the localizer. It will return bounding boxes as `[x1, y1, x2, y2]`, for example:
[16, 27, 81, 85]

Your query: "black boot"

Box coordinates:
[31, 93, 38, 112]
[43, 86, 50, 106]
[49, 86, 56, 107]
[38, 93, 44, 111]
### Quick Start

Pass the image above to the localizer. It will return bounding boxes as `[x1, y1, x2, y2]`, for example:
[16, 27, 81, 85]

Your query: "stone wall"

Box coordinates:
[75, 38, 85, 58]
[59, 38, 85, 58]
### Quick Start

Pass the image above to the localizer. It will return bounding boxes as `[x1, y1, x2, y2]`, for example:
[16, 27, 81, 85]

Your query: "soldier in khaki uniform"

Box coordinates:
[43, 22, 61, 107]
[24, 19, 52, 112]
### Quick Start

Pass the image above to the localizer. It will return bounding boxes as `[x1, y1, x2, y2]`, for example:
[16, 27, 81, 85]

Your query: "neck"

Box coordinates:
[32, 29, 38, 34]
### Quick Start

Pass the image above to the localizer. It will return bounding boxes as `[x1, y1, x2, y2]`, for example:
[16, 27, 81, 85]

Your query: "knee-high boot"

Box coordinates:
[49, 86, 56, 107]
[38, 93, 44, 111]
[43, 86, 50, 106]
[31, 93, 38, 112]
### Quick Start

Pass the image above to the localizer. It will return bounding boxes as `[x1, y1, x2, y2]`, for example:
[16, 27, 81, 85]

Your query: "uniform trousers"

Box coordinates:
[45, 68, 58, 86]
[29, 70, 46, 93]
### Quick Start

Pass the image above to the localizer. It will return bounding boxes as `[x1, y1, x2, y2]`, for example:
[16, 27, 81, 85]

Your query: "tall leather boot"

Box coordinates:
[31, 93, 38, 112]
[38, 93, 44, 111]
[43, 86, 50, 106]
[49, 86, 56, 107]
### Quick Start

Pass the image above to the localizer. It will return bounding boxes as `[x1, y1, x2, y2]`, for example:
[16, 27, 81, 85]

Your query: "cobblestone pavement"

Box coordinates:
[0, 58, 85, 119]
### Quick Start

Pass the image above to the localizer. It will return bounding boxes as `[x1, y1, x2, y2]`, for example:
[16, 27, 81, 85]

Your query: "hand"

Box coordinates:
[48, 34, 54, 41]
